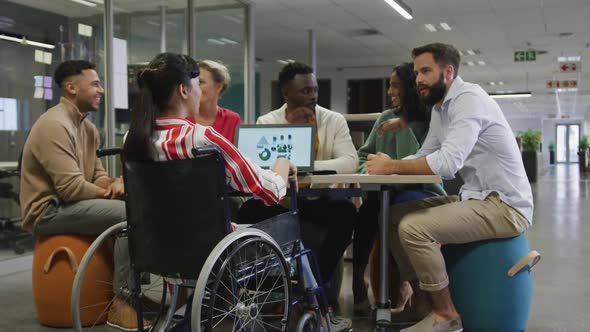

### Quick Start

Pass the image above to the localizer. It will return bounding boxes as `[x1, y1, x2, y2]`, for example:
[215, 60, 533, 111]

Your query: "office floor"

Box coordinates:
[0, 163, 588, 331]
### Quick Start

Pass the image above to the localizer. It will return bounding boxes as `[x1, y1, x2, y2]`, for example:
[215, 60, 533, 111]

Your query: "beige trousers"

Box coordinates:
[388, 192, 530, 292]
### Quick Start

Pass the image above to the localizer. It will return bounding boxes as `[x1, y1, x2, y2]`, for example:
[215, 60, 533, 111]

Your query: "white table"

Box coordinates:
[299, 174, 442, 330]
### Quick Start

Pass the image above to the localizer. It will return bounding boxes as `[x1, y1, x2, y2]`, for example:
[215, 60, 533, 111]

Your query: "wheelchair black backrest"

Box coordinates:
[123, 147, 231, 279]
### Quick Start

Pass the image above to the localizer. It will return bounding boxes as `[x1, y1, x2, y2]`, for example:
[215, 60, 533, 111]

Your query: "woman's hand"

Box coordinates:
[272, 158, 297, 190]
[288, 161, 298, 191]
[377, 118, 404, 137]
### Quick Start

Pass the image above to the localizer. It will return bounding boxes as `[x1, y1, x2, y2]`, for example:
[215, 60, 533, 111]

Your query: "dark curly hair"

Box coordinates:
[54, 60, 96, 88]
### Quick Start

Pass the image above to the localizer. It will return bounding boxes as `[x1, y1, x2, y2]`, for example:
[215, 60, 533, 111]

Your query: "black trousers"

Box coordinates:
[237, 197, 355, 284]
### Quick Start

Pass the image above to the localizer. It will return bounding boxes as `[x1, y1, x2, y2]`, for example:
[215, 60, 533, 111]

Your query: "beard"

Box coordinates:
[419, 73, 447, 106]
[79, 99, 99, 113]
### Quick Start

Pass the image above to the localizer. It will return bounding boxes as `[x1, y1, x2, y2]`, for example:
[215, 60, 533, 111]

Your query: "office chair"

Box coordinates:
[0, 151, 35, 254]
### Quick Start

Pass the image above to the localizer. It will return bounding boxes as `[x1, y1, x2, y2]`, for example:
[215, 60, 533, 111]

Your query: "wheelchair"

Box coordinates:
[70, 146, 337, 332]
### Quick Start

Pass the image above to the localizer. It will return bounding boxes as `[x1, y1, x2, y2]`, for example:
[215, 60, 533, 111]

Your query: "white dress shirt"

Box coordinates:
[405, 76, 534, 224]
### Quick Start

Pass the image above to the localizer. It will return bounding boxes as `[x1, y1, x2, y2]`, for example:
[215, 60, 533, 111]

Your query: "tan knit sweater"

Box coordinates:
[20, 97, 107, 232]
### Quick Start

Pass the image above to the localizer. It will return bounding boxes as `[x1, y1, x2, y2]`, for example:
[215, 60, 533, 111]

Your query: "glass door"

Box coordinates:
[556, 124, 580, 163]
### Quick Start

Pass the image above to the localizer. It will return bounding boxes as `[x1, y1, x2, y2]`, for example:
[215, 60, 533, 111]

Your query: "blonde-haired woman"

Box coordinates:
[192, 59, 241, 143]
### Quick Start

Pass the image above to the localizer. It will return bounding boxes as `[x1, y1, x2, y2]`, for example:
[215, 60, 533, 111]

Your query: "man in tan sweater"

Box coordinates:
[20, 60, 142, 330]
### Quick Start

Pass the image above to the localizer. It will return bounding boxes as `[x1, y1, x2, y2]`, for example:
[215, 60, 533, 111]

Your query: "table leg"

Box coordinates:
[376, 189, 391, 326]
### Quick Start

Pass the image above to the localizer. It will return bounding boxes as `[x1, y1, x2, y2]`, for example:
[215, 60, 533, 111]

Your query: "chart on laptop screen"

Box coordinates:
[236, 125, 314, 170]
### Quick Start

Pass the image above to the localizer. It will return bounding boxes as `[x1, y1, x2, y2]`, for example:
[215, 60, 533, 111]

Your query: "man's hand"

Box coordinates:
[97, 187, 111, 199]
[106, 177, 125, 200]
[377, 118, 405, 137]
[366, 152, 395, 175]
[285, 106, 316, 124]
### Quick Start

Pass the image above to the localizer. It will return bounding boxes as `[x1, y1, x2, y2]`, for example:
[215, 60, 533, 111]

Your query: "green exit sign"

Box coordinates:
[515, 50, 536, 62]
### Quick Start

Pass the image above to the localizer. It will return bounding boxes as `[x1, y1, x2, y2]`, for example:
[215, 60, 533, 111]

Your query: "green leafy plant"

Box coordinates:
[519, 129, 542, 152]
[548, 142, 555, 152]
[580, 135, 590, 150]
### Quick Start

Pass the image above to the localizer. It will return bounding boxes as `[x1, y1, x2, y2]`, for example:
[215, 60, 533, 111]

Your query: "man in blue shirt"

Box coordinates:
[366, 43, 533, 332]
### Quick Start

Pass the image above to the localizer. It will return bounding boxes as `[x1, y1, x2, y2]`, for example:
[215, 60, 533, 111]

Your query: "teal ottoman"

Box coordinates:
[442, 234, 540, 332]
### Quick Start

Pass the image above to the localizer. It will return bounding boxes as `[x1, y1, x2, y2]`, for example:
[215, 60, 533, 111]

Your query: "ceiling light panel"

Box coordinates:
[424, 24, 437, 32]
[439, 22, 451, 31]
[384, 0, 413, 20]
[70, 0, 97, 7]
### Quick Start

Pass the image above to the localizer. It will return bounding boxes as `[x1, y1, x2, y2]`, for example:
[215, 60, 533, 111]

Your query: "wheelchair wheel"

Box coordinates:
[71, 222, 167, 331]
[192, 228, 291, 332]
[296, 311, 320, 332]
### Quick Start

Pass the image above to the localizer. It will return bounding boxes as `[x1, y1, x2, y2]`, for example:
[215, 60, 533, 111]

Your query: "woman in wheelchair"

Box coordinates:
[123, 53, 294, 204]
[122, 52, 351, 331]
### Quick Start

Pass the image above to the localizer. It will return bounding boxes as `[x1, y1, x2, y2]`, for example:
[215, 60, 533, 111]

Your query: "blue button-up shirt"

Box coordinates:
[405, 76, 533, 223]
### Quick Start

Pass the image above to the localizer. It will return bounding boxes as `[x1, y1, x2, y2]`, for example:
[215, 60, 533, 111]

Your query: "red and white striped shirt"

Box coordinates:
[152, 116, 286, 205]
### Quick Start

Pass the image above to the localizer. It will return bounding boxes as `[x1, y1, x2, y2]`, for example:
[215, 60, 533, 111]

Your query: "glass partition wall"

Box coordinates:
[0, 0, 250, 167]
[0, 0, 251, 257]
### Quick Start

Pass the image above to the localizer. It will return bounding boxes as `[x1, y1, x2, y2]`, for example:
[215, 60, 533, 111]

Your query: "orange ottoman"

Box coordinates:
[32, 234, 114, 327]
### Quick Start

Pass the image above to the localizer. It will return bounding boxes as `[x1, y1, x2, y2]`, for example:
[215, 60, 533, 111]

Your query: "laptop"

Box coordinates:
[235, 124, 315, 173]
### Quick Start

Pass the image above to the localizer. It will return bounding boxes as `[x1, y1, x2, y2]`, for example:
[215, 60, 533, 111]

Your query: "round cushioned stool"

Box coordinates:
[442, 234, 540, 332]
[32, 234, 114, 327]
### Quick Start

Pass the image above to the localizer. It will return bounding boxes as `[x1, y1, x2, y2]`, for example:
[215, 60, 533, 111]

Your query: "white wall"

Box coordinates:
[505, 118, 543, 135]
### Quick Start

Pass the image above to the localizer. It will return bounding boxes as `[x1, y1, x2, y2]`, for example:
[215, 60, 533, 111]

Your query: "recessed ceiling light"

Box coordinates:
[489, 82, 496, 86]
[0, 34, 55, 49]
[383, 0, 413, 20]
[439, 22, 451, 31]
[489, 92, 532, 99]
[467, 61, 475, 66]
[277, 60, 289, 65]
[223, 15, 243, 24]
[207, 38, 225, 45]
[498, 81, 504, 85]
[219, 37, 237, 45]
[467, 49, 475, 55]
[70, 0, 97, 7]
[477, 60, 486, 66]
[287, 59, 295, 63]
[424, 24, 437, 32]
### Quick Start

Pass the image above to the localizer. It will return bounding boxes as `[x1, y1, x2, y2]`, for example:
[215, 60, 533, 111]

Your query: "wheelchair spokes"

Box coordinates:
[194, 229, 291, 332]
[71, 223, 168, 332]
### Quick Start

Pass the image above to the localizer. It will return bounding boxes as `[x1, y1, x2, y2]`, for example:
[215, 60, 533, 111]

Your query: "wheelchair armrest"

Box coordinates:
[96, 147, 123, 158]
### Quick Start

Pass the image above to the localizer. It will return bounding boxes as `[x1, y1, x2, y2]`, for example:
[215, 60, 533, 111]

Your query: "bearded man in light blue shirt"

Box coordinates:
[366, 43, 533, 332]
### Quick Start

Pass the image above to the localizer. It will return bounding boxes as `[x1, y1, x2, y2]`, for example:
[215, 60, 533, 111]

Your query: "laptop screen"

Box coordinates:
[235, 124, 315, 172]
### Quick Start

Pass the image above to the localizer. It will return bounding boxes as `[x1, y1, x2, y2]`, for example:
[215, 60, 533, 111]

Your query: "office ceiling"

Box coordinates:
[5, 0, 590, 119]
[251, 0, 590, 119]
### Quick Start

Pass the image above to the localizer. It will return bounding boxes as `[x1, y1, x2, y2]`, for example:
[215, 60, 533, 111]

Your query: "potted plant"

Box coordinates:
[520, 129, 541, 182]
[578, 135, 589, 172]
[548, 142, 555, 164]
